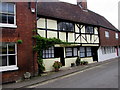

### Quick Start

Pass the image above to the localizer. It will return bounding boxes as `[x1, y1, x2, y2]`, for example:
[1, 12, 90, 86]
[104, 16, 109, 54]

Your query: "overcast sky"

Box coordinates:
[60, 0, 119, 29]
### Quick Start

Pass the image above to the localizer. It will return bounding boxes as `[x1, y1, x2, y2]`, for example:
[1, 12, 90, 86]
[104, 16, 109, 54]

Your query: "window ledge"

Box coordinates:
[0, 66, 18, 72]
[0, 24, 17, 28]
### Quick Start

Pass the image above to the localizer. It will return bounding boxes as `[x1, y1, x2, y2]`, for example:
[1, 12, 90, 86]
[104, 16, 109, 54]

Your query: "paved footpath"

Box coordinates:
[2, 58, 120, 89]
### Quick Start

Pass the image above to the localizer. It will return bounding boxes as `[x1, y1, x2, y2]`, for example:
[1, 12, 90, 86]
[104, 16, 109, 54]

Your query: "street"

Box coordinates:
[27, 59, 118, 88]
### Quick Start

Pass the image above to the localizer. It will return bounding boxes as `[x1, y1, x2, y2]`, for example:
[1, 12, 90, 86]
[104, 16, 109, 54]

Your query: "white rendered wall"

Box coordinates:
[43, 58, 60, 72]
[98, 47, 118, 62]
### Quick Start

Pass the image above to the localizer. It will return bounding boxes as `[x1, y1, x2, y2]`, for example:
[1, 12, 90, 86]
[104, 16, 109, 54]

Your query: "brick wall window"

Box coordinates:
[42, 46, 54, 59]
[105, 31, 109, 38]
[0, 42, 18, 72]
[66, 47, 78, 57]
[115, 33, 118, 39]
[0, 2, 17, 28]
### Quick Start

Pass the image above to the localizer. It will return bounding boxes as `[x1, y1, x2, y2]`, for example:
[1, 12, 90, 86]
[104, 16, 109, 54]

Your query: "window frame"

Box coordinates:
[85, 26, 94, 34]
[0, 2, 17, 28]
[0, 42, 18, 72]
[57, 21, 75, 32]
[42, 46, 54, 59]
[105, 31, 109, 38]
[80, 47, 92, 58]
[115, 33, 118, 39]
[65, 47, 78, 58]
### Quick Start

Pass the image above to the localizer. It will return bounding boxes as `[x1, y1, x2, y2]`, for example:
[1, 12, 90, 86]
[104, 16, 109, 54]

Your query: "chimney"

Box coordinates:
[77, 0, 87, 10]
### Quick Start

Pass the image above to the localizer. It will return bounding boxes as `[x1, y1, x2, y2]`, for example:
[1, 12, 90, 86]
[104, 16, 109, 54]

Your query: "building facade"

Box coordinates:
[37, 1, 119, 72]
[0, 2, 38, 83]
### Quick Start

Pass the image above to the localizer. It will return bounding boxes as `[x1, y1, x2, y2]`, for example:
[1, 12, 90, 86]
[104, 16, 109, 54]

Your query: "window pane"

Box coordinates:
[66, 52, 72, 56]
[8, 43, 15, 54]
[80, 53, 85, 57]
[2, 43, 7, 54]
[87, 52, 92, 57]
[8, 3, 14, 13]
[52, 54, 54, 58]
[1, 56, 7, 66]
[43, 53, 45, 58]
[46, 53, 49, 58]
[2, 14, 7, 23]
[8, 55, 16, 65]
[0, 56, 2, 66]
[73, 48, 77, 56]
[66, 48, 72, 52]
[8, 15, 14, 24]
[2, 2, 8, 13]
[86, 47, 91, 52]
[80, 47, 85, 52]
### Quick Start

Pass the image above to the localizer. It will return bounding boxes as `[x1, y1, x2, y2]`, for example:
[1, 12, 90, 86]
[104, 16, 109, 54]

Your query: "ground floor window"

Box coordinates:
[0, 42, 18, 72]
[101, 46, 116, 54]
[80, 47, 92, 58]
[66, 47, 78, 57]
[42, 46, 54, 59]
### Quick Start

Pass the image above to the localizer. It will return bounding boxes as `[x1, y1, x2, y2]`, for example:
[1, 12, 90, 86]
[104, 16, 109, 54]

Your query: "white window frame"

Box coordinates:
[105, 31, 109, 38]
[115, 33, 118, 39]
[0, 2, 17, 28]
[0, 43, 18, 72]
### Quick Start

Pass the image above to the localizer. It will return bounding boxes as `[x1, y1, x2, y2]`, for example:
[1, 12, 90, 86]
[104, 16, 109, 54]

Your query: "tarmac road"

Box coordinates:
[28, 59, 118, 88]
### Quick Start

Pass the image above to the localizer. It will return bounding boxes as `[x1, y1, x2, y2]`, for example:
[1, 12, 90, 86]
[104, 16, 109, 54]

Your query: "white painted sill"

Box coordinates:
[0, 66, 18, 72]
[0, 24, 17, 28]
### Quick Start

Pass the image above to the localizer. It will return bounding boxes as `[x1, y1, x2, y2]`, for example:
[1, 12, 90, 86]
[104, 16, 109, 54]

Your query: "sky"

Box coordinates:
[60, 0, 119, 29]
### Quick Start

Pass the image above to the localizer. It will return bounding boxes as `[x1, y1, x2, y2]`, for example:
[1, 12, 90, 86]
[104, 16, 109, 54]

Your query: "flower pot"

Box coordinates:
[55, 68, 59, 72]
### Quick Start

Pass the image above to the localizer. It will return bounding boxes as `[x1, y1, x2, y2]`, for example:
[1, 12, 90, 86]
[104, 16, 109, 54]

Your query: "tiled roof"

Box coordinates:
[37, 2, 118, 31]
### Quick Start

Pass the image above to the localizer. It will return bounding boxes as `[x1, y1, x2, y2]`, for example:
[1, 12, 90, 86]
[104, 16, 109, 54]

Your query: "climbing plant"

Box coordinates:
[33, 35, 71, 74]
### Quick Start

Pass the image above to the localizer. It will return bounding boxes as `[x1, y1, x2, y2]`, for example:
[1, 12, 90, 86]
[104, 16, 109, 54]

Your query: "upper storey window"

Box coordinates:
[0, 2, 16, 28]
[85, 26, 94, 34]
[58, 22, 74, 32]
[105, 31, 109, 38]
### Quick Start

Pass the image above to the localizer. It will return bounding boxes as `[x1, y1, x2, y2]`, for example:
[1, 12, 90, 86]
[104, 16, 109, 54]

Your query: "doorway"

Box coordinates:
[54, 47, 65, 66]
[92, 47, 98, 62]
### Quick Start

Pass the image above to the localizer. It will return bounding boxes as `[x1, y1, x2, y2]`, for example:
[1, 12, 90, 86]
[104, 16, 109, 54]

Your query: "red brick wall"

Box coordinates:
[1, 2, 38, 83]
[99, 27, 119, 46]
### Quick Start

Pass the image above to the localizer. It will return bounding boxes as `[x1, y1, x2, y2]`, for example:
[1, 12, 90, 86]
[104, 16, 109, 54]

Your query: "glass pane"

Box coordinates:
[8, 43, 15, 54]
[73, 48, 77, 56]
[2, 2, 8, 13]
[80, 47, 85, 52]
[8, 3, 14, 13]
[0, 56, 2, 66]
[52, 54, 54, 58]
[80, 53, 85, 57]
[43, 54, 45, 58]
[8, 55, 16, 65]
[2, 14, 7, 23]
[2, 43, 7, 54]
[66, 52, 72, 57]
[2, 56, 7, 66]
[46, 53, 49, 58]
[87, 52, 92, 57]
[8, 15, 14, 24]
[86, 47, 91, 52]
[66, 48, 72, 52]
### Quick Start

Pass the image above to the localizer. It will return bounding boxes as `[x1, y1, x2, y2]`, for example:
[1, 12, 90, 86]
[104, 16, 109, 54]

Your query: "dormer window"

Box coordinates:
[85, 26, 94, 34]
[58, 22, 74, 32]
[0, 2, 16, 28]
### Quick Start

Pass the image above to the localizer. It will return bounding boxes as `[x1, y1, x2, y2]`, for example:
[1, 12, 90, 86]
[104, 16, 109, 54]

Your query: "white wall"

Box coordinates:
[98, 47, 118, 62]
[43, 58, 60, 72]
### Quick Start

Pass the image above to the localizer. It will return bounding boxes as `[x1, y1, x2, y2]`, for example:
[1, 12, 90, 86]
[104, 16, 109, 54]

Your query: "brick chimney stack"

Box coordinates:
[77, 0, 87, 10]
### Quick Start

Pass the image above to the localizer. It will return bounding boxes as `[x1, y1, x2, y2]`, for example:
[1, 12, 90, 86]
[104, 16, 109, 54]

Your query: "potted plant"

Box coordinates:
[80, 61, 84, 65]
[17, 40, 23, 44]
[53, 61, 62, 72]
[75, 57, 80, 66]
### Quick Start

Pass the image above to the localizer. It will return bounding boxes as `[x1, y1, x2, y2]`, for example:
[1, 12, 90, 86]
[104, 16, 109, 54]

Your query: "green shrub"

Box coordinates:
[17, 40, 23, 44]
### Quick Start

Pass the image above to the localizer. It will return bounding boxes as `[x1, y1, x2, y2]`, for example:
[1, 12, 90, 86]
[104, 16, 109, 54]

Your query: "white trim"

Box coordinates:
[0, 24, 17, 28]
[0, 65, 18, 72]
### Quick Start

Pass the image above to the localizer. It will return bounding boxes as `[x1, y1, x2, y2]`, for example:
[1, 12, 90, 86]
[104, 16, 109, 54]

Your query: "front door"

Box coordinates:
[54, 47, 65, 66]
[92, 47, 98, 62]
